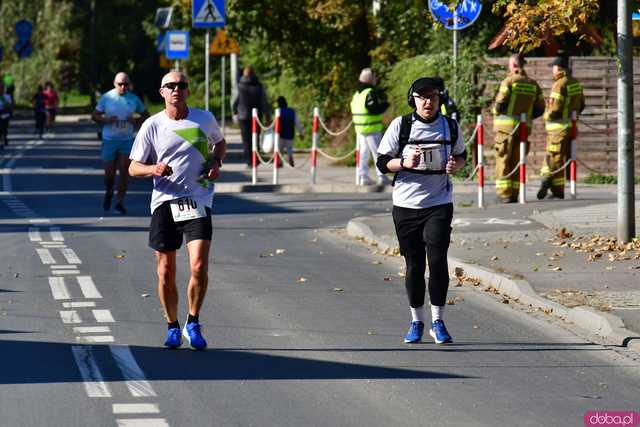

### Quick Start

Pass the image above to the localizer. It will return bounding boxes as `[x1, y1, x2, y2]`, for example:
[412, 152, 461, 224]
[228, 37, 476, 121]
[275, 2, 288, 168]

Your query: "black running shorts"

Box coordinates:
[149, 201, 213, 252]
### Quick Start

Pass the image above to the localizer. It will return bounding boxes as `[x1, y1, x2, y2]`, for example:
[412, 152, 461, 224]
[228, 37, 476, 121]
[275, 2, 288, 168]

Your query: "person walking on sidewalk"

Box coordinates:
[92, 72, 148, 214]
[32, 85, 47, 138]
[351, 67, 390, 185]
[492, 54, 545, 203]
[276, 96, 304, 167]
[0, 81, 13, 149]
[537, 55, 585, 200]
[129, 71, 226, 350]
[232, 66, 271, 167]
[376, 77, 466, 344]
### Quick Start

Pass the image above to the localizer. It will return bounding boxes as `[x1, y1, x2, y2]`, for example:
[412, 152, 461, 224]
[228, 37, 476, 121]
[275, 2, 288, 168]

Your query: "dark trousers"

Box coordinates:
[0, 118, 8, 146]
[34, 111, 46, 136]
[239, 118, 260, 166]
[392, 203, 453, 308]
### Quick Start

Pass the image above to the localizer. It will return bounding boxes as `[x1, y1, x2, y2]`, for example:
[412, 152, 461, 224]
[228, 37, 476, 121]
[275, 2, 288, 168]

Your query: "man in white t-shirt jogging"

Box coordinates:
[376, 77, 466, 345]
[92, 72, 149, 214]
[129, 71, 226, 350]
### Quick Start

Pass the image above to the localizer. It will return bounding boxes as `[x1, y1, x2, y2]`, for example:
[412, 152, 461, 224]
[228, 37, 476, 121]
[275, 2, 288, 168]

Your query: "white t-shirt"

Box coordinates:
[378, 113, 466, 209]
[130, 108, 224, 214]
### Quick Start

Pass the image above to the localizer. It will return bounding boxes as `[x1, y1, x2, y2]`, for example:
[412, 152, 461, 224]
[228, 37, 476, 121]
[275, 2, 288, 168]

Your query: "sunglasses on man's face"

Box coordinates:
[162, 82, 189, 91]
[116, 82, 129, 87]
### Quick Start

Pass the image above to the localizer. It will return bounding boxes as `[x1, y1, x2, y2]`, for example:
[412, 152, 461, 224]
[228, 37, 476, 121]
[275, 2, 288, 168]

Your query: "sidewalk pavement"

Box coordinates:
[347, 198, 640, 352]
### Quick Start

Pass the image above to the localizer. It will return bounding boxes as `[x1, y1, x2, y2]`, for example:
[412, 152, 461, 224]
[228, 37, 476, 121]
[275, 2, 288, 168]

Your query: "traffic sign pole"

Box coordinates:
[205, 30, 210, 111]
[221, 54, 226, 135]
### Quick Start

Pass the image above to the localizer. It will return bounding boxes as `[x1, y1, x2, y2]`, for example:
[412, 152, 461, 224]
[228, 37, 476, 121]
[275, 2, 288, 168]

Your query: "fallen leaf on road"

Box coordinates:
[141, 294, 149, 298]
[473, 325, 479, 329]
[239, 233, 246, 237]
[383, 277, 392, 282]
[536, 252, 545, 256]
[551, 266, 562, 271]
[367, 330, 376, 335]
[13, 273, 19, 278]
[115, 254, 125, 260]
[454, 267, 464, 277]
[297, 277, 308, 283]
[491, 256, 499, 261]
[397, 271, 406, 277]
[372, 260, 382, 265]
[533, 266, 539, 272]
[556, 228, 573, 239]
[333, 287, 344, 292]
[275, 249, 286, 255]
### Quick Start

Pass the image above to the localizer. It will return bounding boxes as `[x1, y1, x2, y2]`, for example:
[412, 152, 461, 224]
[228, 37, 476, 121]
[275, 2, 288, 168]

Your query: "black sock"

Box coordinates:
[187, 314, 199, 324]
[168, 320, 179, 330]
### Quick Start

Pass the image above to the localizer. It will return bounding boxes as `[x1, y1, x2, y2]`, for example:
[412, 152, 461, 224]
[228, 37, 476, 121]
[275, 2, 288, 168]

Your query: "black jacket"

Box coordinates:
[233, 75, 271, 121]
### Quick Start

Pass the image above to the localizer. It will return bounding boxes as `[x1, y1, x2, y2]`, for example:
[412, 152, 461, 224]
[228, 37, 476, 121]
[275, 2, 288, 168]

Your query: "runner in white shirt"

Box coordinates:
[377, 77, 466, 345]
[129, 71, 226, 350]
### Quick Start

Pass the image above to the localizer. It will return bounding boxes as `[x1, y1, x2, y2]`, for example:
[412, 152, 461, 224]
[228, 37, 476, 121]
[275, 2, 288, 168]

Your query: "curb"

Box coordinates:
[347, 215, 640, 351]
[217, 183, 392, 194]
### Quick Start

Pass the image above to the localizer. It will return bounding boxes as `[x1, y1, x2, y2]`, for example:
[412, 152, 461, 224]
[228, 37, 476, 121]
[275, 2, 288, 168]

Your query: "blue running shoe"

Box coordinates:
[429, 319, 453, 344]
[404, 321, 424, 343]
[164, 327, 182, 349]
[183, 322, 207, 350]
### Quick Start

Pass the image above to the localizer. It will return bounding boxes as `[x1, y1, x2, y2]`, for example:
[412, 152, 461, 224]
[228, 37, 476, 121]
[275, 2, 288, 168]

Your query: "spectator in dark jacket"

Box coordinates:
[232, 66, 271, 167]
[276, 96, 304, 167]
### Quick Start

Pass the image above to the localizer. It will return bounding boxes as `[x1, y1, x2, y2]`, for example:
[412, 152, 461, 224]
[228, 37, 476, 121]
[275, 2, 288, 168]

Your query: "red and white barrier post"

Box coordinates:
[518, 112, 527, 204]
[251, 108, 258, 185]
[273, 108, 281, 185]
[476, 114, 485, 208]
[311, 107, 319, 184]
[570, 110, 577, 199]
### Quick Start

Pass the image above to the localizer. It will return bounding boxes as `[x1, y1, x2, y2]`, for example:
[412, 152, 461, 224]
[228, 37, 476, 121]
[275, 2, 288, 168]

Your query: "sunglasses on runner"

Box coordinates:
[162, 82, 189, 91]
[116, 82, 129, 87]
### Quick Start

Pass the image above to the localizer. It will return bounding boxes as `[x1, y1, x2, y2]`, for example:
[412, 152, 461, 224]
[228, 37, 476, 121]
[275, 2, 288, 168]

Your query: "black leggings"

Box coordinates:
[0, 118, 8, 145]
[393, 203, 453, 308]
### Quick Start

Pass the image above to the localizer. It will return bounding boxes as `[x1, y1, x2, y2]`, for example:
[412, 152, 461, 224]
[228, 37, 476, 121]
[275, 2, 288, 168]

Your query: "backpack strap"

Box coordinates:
[392, 114, 413, 186]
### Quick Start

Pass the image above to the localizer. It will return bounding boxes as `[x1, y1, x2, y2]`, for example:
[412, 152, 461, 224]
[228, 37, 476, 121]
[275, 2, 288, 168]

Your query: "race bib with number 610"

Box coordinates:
[169, 197, 206, 222]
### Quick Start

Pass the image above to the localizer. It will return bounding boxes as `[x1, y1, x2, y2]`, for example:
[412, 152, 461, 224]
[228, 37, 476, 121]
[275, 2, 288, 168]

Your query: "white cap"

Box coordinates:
[358, 68, 376, 85]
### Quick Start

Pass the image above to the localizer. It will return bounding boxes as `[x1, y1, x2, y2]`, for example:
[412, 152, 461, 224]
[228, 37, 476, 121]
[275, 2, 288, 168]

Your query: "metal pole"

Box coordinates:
[230, 53, 238, 118]
[617, 0, 636, 242]
[205, 30, 210, 112]
[452, 9, 458, 101]
[221, 55, 226, 135]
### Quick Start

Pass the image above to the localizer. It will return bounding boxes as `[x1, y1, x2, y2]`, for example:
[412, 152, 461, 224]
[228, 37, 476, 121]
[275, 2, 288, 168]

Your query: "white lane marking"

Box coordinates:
[116, 419, 169, 427]
[109, 345, 157, 397]
[77, 276, 102, 299]
[60, 248, 82, 264]
[49, 277, 71, 300]
[63, 301, 96, 308]
[36, 248, 55, 264]
[74, 326, 111, 333]
[93, 309, 115, 323]
[29, 228, 42, 241]
[41, 244, 67, 248]
[49, 227, 64, 241]
[29, 219, 51, 223]
[51, 265, 78, 269]
[52, 270, 80, 275]
[112, 404, 160, 415]
[76, 336, 115, 343]
[60, 310, 82, 324]
[71, 346, 112, 398]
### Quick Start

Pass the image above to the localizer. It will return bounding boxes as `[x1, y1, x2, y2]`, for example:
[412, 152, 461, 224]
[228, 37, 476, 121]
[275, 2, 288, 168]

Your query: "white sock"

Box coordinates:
[410, 306, 425, 323]
[431, 304, 444, 322]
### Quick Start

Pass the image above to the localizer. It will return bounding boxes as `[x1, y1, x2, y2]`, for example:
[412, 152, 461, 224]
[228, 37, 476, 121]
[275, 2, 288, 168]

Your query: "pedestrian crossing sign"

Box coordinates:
[210, 29, 239, 55]
[192, 0, 225, 28]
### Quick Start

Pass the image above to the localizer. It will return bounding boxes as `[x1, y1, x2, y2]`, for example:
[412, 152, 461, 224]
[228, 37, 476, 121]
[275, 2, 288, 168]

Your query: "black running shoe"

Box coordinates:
[103, 193, 112, 211]
[114, 202, 127, 215]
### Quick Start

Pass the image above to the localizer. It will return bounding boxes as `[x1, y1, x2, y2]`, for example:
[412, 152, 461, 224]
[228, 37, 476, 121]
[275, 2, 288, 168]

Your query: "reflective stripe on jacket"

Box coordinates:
[544, 72, 585, 131]
[350, 88, 383, 135]
[492, 69, 544, 130]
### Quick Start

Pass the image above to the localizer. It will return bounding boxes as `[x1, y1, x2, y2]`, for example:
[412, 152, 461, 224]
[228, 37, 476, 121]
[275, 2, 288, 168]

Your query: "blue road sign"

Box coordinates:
[192, 0, 225, 28]
[14, 19, 34, 59]
[633, 12, 640, 20]
[429, 0, 482, 30]
[165, 31, 189, 60]
[156, 32, 166, 53]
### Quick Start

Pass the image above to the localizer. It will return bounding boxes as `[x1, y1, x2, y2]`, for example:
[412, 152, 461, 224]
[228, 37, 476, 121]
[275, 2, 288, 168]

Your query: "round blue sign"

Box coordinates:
[429, 0, 482, 30]
[14, 19, 33, 39]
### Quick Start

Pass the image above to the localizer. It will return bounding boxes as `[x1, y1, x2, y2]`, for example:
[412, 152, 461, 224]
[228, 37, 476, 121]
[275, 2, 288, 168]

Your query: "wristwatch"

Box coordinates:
[399, 157, 406, 169]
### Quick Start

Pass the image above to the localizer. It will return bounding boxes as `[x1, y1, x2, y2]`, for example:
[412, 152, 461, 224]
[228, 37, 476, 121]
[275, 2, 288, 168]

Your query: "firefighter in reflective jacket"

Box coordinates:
[537, 56, 585, 200]
[350, 68, 390, 185]
[492, 54, 545, 203]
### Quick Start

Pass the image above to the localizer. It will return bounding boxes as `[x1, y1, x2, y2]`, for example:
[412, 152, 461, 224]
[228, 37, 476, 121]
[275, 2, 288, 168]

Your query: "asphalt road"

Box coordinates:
[0, 125, 638, 427]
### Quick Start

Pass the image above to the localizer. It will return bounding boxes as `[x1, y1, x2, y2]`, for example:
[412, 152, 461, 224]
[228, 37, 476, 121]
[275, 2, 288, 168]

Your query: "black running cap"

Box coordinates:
[549, 56, 569, 68]
[411, 77, 444, 94]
